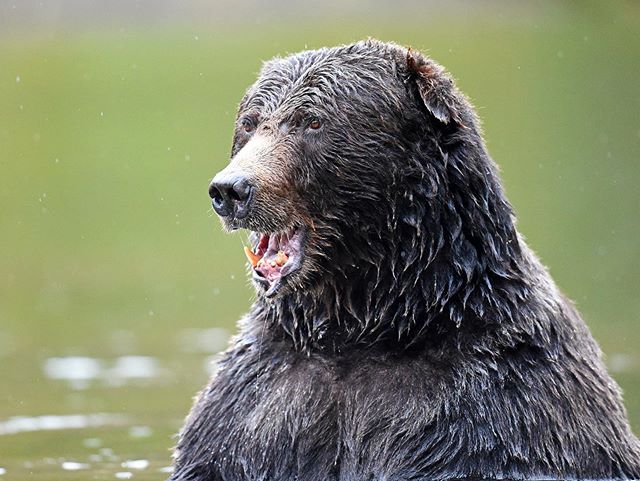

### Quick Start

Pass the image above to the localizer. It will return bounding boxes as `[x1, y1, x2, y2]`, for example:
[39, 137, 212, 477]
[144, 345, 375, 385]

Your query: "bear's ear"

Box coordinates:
[406, 48, 463, 126]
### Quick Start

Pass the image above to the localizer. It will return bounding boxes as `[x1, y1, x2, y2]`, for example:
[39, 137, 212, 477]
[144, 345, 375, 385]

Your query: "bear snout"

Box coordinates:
[209, 170, 255, 220]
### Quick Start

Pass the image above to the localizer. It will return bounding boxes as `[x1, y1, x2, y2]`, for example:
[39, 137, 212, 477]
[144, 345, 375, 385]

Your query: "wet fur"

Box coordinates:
[171, 40, 640, 480]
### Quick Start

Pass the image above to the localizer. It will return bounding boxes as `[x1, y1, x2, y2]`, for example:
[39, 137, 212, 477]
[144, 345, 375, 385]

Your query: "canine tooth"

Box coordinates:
[244, 246, 261, 268]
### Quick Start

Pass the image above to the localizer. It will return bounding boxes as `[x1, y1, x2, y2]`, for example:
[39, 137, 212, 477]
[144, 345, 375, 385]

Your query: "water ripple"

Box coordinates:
[0, 413, 127, 436]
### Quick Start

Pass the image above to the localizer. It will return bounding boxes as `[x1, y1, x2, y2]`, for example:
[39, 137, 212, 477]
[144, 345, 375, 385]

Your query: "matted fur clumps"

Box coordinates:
[171, 40, 640, 480]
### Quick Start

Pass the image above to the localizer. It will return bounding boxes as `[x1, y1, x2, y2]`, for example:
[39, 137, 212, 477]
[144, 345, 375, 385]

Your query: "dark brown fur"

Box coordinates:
[171, 40, 640, 480]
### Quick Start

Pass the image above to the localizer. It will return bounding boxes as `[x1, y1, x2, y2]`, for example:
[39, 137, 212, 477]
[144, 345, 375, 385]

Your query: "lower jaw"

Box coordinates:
[252, 270, 283, 298]
[252, 265, 303, 298]
[249, 228, 306, 298]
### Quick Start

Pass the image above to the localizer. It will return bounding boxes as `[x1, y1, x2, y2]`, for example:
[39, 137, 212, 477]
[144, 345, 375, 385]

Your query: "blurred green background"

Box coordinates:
[0, 1, 639, 479]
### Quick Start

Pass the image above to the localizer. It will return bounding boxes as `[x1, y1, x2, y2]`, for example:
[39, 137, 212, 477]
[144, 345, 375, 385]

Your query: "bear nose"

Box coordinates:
[209, 172, 254, 219]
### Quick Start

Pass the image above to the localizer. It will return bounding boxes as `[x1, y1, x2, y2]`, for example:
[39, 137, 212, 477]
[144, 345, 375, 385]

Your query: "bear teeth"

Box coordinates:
[248, 227, 303, 287]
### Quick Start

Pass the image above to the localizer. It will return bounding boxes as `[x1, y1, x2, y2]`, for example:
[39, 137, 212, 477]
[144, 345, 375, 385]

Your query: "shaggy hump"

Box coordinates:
[173, 40, 640, 481]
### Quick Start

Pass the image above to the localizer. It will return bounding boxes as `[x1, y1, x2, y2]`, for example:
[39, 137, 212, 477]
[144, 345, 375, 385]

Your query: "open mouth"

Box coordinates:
[244, 227, 305, 297]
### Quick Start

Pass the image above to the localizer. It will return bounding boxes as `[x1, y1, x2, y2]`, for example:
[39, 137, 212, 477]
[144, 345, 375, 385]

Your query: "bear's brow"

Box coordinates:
[247, 53, 386, 117]
[246, 56, 334, 112]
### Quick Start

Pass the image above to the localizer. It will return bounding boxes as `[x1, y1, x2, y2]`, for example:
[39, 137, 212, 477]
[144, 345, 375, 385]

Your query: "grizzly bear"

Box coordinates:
[171, 40, 640, 480]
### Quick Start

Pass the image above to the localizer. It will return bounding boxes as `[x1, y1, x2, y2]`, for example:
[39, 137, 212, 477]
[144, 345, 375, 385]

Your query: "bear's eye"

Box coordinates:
[308, 118, 322, 130]
[240, 118, 255, 134]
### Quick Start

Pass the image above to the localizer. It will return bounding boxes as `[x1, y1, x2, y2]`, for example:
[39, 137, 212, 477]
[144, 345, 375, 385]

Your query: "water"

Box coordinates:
[0, 331, 635, 479]
[0, 4, 639, 479]
[0, 328, 229, 480]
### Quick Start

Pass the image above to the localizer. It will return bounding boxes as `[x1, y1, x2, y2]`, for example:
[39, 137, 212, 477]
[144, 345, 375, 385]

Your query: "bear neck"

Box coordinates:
[252, 132, 537, 354]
